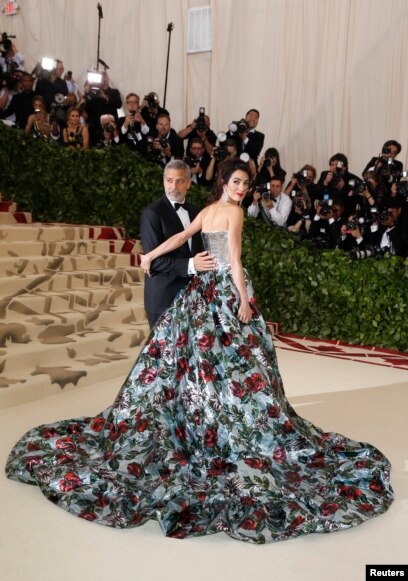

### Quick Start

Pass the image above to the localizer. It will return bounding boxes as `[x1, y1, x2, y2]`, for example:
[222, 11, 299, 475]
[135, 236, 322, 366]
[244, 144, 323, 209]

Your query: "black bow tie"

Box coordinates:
[174, 202, 187, 211]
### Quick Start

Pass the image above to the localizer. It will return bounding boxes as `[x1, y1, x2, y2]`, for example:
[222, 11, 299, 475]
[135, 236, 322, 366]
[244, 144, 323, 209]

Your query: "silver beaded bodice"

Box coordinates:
[201, 231, 230, 270]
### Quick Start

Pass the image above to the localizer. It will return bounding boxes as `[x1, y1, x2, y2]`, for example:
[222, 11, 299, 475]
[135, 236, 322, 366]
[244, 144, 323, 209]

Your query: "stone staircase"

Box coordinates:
[0, 194, 150, 409]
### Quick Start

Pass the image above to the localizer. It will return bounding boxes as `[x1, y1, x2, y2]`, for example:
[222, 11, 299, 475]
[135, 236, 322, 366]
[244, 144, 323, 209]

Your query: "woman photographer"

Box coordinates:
[24, 95, 51, 140]
[62, 106, 89, 149]
[256, 147, 287, 185]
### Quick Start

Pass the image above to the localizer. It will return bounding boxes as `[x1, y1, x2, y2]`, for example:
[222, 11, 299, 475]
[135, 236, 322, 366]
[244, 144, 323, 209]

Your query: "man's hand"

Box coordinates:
[190, 164, 202, 175]
[252, 191, 261, 205]
[262, 197, 274, 209]
[193, 251, 216, 272]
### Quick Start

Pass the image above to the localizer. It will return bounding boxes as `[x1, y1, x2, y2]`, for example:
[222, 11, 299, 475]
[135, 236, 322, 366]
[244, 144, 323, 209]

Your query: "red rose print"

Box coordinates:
[244, 458, 264, 470]
[176, 332, 188, 348]
[309, 452, 325, 468]
[230, 381, 245, 399]
[369, 481, 383, 493]
[168, 529, 187, 539]
[148, 342, 161, 358]
[240, 517, 257, 530]
[197, 492, 206, 501]
[55, 453, 73, 465]
[177, 357, 190, 381]
[90, 417, 105, 432]
[283, 420, 294, 433]
[193, 410, 201, 425]
[96, 494, 108, 508]
[27, 442, 41, 452]
[173, 450, 190, 466]
[198, 334, 215, 351]
[164, 388, 176, 401]
[268, 405, 280, 418]
[241, 496, 256, 506]
[204, 428, 218, 448]
[244, 373, 266, 393]
[290, 515, 305, 528]
[199, 361, 217, 383]
[130, 494, 139, 505]
[237, 345, 251, 360]
[247, 334, 259, 347]
[41, 427, 57, 439]
[358, 503, 374, 512]
[127, 462, 142, 477]
[320, 502, 339, 516]
[138, 368, 157, 384]
[58, 471, 82, 492]
[284, 471, 302, 485]
[220, 333, 234, 346]
[25, 456, 44, 471]
[80, 511, 97, 521]
[354, 460, 369, 469]
[273, 447, 286, 464]
[56, 437, 76, 451]
[67, 423, 82, 435]
[136, 418, 149, 432]
[109, 421, 128, 441]
[175, 426, 186, 441]
[160, 467, 171, 480]
[337, 485, 361, 499]
[203, 280, 217, 302]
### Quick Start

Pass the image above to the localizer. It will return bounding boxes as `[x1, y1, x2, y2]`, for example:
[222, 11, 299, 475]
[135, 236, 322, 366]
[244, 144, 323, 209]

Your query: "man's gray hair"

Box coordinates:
[164, 159, 192, 179]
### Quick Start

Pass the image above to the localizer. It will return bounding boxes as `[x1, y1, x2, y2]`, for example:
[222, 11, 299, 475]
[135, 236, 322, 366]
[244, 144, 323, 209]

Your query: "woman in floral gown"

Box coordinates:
[6, 159, 393, 543]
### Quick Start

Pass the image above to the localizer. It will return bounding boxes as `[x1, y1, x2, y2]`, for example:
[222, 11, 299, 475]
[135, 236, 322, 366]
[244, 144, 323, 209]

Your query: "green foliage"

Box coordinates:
[1, 124, 407, 350]
[242, 220, 408, 351]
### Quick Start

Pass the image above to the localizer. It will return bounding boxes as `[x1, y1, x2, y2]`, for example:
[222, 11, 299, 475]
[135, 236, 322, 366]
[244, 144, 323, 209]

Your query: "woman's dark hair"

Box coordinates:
[261, 147, 286, 181]
[207, 158, 250, 204]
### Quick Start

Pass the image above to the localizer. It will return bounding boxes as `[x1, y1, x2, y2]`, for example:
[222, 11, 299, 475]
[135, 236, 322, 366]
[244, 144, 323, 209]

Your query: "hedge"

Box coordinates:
[1, 123, 407, 351]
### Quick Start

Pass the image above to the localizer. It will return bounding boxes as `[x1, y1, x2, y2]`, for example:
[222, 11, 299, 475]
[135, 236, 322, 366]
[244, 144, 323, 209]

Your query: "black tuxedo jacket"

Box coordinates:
[227, 130, 265, 163]
[140, 196, 203, 315]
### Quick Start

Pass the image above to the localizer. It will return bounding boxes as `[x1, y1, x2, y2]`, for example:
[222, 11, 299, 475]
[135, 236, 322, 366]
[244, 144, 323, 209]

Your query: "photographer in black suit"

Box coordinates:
[227, 109, 265, 165]
[140, 160, 215, 328]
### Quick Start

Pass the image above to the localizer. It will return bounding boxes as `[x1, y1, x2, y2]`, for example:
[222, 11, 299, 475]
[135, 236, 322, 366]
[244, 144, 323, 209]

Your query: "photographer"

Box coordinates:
[118, 92, 149, 154]
[184, 138, 211, 186]
[83, 70, 122, 146]
[287, 190, 313, 236]
[205, 138, 238, 187]
[0, 33, 25, 73]
[309, 196, 345, 249]
[362, 140, 403, 177]
[140, 92, 169, 132]
[0, 72, 35, 129]
[256, 147, 287, 185]
[35, 60, 69, 110]
[314, 153, 359, 210]
[284, 164, 316, 198]
[148, 113, 184, 167]
[96, 114, 120, 147]
[365, 199, 407, 257]
[178, 110, 216, 155]
[247, 176, 292, 227]
[62, 107, 89, 149]
[24, 95, 52, 141]
[338, 214, 367, 253]
[227, 109, 265, 165]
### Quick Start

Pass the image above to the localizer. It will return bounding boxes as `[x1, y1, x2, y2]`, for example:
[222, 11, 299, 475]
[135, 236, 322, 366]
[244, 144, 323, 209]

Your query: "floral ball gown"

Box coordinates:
[6, 231, 393, 543]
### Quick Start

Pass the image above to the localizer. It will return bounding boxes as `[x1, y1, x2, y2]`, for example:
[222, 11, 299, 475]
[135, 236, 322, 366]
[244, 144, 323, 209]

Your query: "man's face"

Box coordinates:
[245, 111, 259, 129]
[189, 143, 204, 158]
[164, 168, 191, 202]
[329, 160, 346, 174]
[384, 207, 400, 225]
[126, 96, 140, 113]
[55, 62, 64, 77]
[157, 117, 170, 137]
[21, 75, 34, 92]
[269, 180, 282, 198]
[383, 145, 399, 159]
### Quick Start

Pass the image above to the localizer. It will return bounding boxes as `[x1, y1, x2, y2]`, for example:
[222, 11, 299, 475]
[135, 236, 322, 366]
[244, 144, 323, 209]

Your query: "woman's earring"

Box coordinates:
[222, 188, 230, 203]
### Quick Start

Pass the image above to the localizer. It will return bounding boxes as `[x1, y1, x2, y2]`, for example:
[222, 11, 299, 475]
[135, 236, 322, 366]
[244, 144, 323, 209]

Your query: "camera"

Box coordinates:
[350, 244, 385, 260]
[319, 197, 333, 216]
[381, 146, 391, 155]
[348, 179, 369, 195]
[396, 182, 408, 197]
[293, 169, 310, 186]
[50, 93, 70, 122]
[159, 138, 169, 149]
[229, 119, 249, 135]
[255, 183, 272, 200]
[196, 107, 207, 133]
[144, 92, 159, 110]
[0, 32, 15, 56]
[378, 208, 390, 222]
[184, 157, 199, 169]
[345, 219, 358, 231]
[102, 123, 115, 133]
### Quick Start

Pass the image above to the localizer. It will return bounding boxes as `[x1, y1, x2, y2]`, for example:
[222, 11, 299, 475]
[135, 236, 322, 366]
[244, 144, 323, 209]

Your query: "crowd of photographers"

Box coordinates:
[0, 37, 407, 258]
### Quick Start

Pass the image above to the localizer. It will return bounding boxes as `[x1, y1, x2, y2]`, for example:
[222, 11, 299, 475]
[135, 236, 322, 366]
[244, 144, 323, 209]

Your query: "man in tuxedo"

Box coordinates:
[140, 160, 215, 328]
